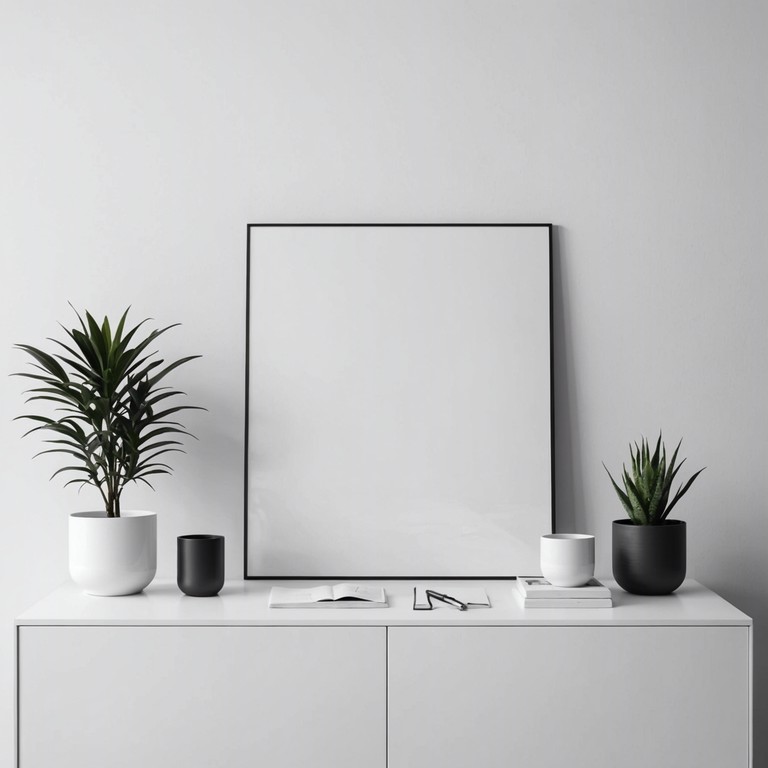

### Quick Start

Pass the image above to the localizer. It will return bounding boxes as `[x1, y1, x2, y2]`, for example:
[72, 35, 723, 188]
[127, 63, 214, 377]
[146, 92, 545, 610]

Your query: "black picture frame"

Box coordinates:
[244, 223, 554, 579]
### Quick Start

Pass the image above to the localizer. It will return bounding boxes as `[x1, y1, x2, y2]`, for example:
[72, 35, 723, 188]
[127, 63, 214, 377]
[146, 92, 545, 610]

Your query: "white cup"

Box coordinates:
[540, 533, 595, 587]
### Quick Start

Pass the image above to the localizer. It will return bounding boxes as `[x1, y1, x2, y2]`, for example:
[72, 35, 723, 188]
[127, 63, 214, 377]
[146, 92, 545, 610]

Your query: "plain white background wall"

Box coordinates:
[1, 1, 765, 764]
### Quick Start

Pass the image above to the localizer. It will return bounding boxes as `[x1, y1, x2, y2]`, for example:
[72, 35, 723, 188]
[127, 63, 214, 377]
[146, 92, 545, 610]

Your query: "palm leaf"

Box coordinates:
[14, 345, 69, 382]
[15, 306, 203, 516]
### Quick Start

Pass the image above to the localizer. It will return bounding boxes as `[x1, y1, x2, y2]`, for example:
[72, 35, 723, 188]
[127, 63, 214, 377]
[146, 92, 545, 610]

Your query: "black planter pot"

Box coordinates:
[612, 519, 686, 595]
[177, 535, 225, 597]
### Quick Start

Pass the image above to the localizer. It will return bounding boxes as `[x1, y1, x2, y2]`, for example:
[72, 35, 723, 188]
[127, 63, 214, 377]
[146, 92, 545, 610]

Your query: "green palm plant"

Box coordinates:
[603, 434, 704, 525]
[14, 306, 203, 517]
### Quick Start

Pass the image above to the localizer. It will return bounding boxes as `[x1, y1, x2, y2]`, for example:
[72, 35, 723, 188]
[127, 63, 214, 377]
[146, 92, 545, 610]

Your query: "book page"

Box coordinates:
[332, 583, 386, 602]
[270, 586, 335, 605]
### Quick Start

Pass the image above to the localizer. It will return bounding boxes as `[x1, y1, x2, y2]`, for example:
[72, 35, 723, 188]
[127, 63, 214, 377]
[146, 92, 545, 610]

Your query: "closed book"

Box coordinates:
[515, 593, 613, 608]
[515, 576, 611, 600]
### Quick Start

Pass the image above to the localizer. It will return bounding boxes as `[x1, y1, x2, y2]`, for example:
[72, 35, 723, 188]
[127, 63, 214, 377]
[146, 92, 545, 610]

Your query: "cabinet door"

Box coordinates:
[19, 626, 386, 768]
[388, 626, 749, 768]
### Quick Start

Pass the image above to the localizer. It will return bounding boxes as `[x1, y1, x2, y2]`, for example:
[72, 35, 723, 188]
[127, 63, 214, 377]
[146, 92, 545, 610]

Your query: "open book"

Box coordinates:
[268, 583, 388, 608]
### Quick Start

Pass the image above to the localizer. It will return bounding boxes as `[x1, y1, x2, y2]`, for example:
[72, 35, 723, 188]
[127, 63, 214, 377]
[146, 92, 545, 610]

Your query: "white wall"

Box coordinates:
[1, 1, 765, 765]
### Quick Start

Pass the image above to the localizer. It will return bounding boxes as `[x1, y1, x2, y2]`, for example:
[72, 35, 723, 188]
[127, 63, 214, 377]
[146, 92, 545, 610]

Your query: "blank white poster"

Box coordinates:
[246, 224, 552, 577]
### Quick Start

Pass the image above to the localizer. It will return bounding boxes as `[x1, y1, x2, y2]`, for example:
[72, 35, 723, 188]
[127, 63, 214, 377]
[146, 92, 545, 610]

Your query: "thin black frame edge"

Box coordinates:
[243, 223, 252, 580]
[548, 224, 556, 536]
[244, 223, 555, 580]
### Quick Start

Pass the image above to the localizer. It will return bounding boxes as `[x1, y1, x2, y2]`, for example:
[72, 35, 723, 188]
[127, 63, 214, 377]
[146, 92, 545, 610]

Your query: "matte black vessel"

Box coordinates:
[612, 520, 686, 595]
[177, 535, 225, 597]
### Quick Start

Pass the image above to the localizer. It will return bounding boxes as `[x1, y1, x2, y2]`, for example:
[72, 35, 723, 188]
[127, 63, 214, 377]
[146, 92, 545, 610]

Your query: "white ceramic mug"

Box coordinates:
[540, 533, 595, 587]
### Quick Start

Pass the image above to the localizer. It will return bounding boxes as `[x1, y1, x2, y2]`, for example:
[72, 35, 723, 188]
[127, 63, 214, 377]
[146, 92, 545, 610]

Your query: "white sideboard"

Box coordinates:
[15, 579, 752, 768]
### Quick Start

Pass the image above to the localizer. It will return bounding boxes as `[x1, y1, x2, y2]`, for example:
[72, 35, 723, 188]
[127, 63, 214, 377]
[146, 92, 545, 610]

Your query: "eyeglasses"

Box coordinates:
[422, 589, 468, 611]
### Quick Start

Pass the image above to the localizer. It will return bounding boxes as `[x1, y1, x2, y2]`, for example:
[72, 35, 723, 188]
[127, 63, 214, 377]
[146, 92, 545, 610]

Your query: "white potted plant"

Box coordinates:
[15, 306, 202, 595]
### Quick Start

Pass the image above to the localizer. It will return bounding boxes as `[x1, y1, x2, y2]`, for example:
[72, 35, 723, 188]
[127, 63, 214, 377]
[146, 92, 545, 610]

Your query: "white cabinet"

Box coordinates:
[15, 580, 752, 768]
[18, 625, 386, 768]
[388, 626, 750, 768]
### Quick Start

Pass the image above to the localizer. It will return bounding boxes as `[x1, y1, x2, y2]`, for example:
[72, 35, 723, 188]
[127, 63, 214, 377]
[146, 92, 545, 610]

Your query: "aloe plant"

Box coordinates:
[603, 434, 704, 525]
[15, 306, 202, 517]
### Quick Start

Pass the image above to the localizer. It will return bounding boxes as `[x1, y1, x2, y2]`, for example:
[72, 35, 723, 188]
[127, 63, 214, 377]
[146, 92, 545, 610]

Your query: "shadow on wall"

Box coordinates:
[552, 225, 581, 534]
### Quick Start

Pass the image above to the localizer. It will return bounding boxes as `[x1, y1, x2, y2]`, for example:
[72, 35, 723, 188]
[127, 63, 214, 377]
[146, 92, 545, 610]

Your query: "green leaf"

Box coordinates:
[606, 434, 704, 524]
[50, 349, 104, 384]
[110, 319, 153, 374]
[646, 455, 666, 524]
[69, 328, 102, 374]
[102, 315, 112, 352]
[667, 438, 683, 478]
[650, 432, 662, 471]
[112, 307, 130, 347]
[62, 477, 93, 490]
[15, 345, 69, 382]
[145, 355, 201, 389]
[50, 465, 95, 479]
[15, 306, 202, 515]
[134, 450, 184, 470]
[138, 424, 190, 439]
[663, 467, 706, 519]
[623, 470, 649, 525]
[133, 467, 173, 478]
[85, 311, 108, 368]
[603, 463, 635, 520]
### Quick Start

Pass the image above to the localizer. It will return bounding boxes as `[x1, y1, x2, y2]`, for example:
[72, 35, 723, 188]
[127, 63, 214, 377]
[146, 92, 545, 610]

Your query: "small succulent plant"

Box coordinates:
[604, 434, 704, 525]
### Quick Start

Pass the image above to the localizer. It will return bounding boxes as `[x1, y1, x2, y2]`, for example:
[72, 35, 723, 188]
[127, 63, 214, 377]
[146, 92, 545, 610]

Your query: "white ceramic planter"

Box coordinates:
[69, 510, 157, 596]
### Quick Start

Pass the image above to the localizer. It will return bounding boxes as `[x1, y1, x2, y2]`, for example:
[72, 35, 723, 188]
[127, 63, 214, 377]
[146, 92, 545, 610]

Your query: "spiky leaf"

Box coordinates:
[604, 433, 704, 525]
[15, 306, 204, 516]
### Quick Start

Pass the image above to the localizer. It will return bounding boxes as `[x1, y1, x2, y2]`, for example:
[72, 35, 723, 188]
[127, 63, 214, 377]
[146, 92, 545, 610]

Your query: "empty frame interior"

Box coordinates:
[246, 225, 552, 577]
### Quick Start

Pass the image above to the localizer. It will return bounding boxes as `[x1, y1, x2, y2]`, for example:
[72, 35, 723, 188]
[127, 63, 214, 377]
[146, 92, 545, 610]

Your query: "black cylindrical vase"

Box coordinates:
[177, 535, 225, 597]
[612, 519, 686, 595]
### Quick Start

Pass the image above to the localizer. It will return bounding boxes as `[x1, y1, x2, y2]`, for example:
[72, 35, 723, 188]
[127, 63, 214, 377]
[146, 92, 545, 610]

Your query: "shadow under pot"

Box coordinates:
[177, 535, 225, 597]
[612, 519, 686, 595]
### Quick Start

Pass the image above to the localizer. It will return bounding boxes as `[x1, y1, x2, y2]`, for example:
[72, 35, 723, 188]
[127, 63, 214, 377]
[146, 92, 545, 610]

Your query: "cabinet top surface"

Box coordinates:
[16, 579, 751, 627]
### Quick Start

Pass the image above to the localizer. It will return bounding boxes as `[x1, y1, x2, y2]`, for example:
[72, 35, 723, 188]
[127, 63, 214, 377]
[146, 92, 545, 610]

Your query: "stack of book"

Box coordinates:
[514, 576, 612, 608]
